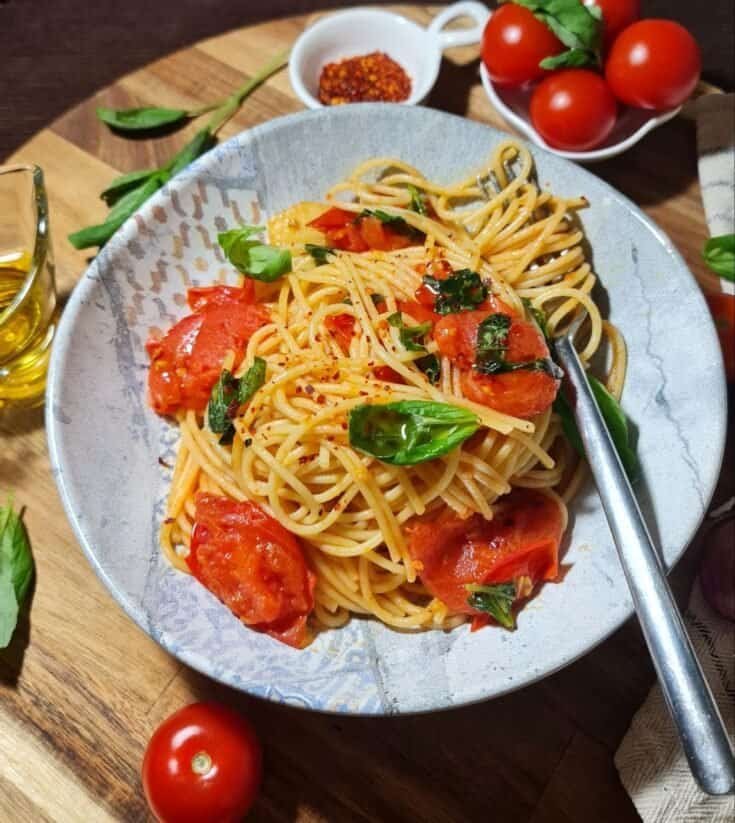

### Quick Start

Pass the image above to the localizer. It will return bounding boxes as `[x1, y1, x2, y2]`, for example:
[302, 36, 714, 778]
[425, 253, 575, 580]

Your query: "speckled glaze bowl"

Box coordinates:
[47, 105, 726, 715]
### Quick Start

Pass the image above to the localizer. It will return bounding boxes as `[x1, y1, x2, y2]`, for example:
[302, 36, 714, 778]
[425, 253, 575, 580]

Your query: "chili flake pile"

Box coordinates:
[318, 51, 412, 105]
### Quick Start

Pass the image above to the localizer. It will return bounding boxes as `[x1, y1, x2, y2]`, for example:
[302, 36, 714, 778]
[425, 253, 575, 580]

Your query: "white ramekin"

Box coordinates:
[289, 2, 490, 109]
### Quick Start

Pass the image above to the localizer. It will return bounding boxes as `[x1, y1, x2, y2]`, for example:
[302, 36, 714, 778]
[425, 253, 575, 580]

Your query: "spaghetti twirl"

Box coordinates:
[150, 140, 626, 647]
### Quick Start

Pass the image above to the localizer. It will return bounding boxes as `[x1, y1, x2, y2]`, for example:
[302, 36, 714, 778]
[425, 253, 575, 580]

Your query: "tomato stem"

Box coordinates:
[191, 751, 213, 775]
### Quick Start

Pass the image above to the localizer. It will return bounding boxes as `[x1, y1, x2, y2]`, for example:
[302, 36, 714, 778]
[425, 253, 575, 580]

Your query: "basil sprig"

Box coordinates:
[513, 0, 602, 70]
[466, 582, 517, 630]
[387, 312, 431, 352]
[207, 358, 267, 445]
[97, 106, 197, 132]
[423, 269, 488, 315]
[0, 497, 34, 648]
[474, 313, 560, 377]
[703, 234, 735, 282]
[554, 375, 639, 480]
[348, 401, 480, 465]
[406, 183, 428, 216]
[218, 226, 292, 282]
[69, 49, 290, 250]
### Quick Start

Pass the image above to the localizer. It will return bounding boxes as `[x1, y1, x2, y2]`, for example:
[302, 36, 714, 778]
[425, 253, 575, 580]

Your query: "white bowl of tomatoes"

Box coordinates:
[480, 1, 701, 161]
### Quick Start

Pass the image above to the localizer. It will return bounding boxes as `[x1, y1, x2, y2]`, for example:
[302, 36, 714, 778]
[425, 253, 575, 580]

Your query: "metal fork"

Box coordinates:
[553, 313, 735, 796]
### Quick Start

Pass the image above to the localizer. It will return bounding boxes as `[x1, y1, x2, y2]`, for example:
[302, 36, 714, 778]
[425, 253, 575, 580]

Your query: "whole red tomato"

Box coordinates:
[142, 702, 262, 823]
[530, 69, 617, 151]
[605, 20, 701, 109]
[481, 4, 564, 87]
[583, 0, 640, 50]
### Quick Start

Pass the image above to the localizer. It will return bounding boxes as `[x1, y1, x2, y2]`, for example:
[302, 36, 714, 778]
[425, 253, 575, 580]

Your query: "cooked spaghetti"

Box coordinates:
[148, 139, 627, 648]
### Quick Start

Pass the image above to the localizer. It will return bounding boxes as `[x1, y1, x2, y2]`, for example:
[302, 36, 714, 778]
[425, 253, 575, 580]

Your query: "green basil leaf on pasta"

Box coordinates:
[305, 244, 334, 266]
[97, 106, 190, 132]
[218, 226, 292, 282]
[554, 375, 639, 480]
[416, 353, 441, 384]
[466, 582, 517, 629]
[521, 297, 550, 340]
[423, 269, 488, 315]
[406, 183, 428, 216]
[703, 234, 735, 281]
[0, 497, 34, 649]
[348, 400, 480, 465]
[237, 357, 267, 405]
[475, 313, 511, 371]
[208, 359, 267, 444]
[387, 312, 431, 352]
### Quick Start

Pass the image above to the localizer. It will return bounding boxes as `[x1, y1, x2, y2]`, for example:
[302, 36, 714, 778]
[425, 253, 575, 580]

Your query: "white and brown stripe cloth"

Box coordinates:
[615, 92, 735, 822]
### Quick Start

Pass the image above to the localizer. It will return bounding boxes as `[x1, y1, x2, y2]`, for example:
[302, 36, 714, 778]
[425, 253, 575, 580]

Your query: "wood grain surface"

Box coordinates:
[1, 7, 732, 822]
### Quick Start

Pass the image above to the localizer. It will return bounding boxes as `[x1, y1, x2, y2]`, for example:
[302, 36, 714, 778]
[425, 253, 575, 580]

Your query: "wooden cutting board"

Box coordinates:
[2, 6, 730, 822]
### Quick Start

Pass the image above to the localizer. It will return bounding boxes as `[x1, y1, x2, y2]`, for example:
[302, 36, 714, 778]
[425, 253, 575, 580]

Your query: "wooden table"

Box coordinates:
[2, 6, 732, 821]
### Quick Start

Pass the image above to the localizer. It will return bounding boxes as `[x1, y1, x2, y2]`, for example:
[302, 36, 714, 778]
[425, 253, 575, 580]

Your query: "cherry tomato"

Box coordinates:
[605, 20, 701, 110]
[530, 69, 617, 151]
[324, 313, 356, 353]
[142, 702, 262, 823]
[706, 293, 735, 382]
[432, 298, 559, 419]
[188, 494, 316, 648]
[373, 365, 405, 383]
[147, 286, 269, 415]
[396, 300, 440, 326]
[406, 489, 564, 620]
[308, 208, 419, 252]
[583, 0, 640, 50]
[481, 4, 563, 87]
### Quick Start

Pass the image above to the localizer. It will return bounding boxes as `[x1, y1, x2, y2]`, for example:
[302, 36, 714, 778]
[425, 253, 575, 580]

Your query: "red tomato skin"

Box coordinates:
[406, 489, 564, 617]
[373, 365, 405, 383]
[706, 293, 735, 382]
[583, 0, 640, 50]
[605, 20, 701, 109]
[142, 702, 262, 823]
[324, 313, 356, 353]
[431, 299, 559, 419]
[147, 286, 269, 416]
[481, 4, 564, 87]
[397, 300, 440, 326]
[188, 494, 315, 648]
[307, 206, 355, 230]
[530, 70, 617, 151]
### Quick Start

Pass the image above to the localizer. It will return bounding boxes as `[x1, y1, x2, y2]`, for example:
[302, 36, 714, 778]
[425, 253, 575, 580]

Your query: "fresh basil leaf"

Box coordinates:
[167, 128, 216, 175]
[416, 353, 441, 384]
[359, 209, 424, 238]
[100, 169, 158, 206]
[68, 176, 162, 250]
[0, 498, 34, 648]
[476, 313, 511, 372]
[387, 312, 431, 352]
[703, 234, 735, 282]
[477, 356, 560, 377]
[218, 226, 292, 282]
[305, 244, 334, 266]
[370, 293, 386, 307]
[554, 375, 638, 480]
[521, 298, 549, 340]
[348, 400, 480, 465]
[237, 357, 266, 405]
[209, 358, 266, 444]
[466, 582, 517, 630]
[423, 269, 488, 315]
[406, 183, 427, 216]
[207, 370, 239, 434]
[539, 47, 595, 70]
[97, 106, 190, 132]
[513, 0, 601, 70]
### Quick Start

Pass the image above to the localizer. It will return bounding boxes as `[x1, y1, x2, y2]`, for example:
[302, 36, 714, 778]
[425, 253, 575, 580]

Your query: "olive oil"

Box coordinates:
[0, 250, 57, 407]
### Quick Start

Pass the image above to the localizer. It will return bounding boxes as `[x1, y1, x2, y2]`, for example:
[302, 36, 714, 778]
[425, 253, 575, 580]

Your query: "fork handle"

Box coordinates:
[554, 335, 735, 796]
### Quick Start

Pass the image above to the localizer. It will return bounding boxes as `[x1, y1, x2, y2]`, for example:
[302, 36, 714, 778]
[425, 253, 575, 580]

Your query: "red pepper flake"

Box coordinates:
[318, 51, 411, 105]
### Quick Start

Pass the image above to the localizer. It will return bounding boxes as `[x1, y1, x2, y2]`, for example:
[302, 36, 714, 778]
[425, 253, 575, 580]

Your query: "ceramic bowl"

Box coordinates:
[47, 104, 726, 714]
[289, 2, 490, 108]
